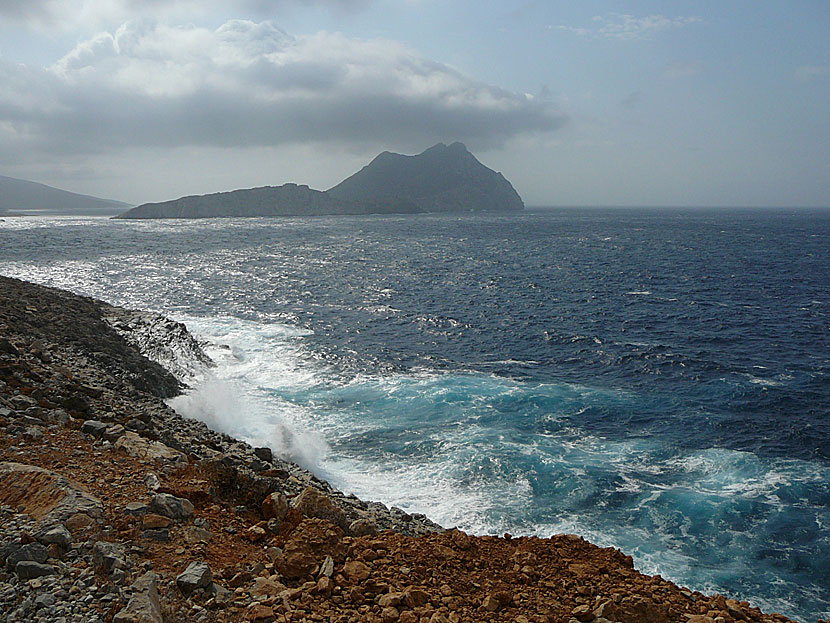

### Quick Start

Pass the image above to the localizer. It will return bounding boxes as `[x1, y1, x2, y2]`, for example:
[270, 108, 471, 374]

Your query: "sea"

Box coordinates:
[1, 208, 828, 621]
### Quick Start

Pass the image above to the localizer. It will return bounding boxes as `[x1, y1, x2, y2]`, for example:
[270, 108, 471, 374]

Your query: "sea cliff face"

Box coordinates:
[116, 143, 523, 219]
[0, 276, 800, 623]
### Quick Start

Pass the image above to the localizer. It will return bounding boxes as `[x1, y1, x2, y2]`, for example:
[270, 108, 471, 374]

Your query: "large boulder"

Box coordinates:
[113, 571, 163, 623]
[291, 486, 348, 529]
[0, 462, 102, 526]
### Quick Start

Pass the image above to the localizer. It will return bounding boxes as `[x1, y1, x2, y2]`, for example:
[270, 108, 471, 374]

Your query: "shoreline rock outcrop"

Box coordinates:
[0, 275, 803, 623]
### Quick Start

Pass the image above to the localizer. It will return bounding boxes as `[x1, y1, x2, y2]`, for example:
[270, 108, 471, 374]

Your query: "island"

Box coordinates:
[115, 142, 524, 219]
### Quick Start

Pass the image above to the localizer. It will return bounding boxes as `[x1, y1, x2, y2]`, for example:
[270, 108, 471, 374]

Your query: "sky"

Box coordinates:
[0, 1, 827, 207]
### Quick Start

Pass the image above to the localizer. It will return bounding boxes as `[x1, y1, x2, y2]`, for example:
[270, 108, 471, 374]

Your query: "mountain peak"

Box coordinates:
[328, 143, 523, 212]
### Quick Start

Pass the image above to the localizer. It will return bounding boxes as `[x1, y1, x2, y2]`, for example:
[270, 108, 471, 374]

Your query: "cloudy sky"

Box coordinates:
[1, 1, 827, 206]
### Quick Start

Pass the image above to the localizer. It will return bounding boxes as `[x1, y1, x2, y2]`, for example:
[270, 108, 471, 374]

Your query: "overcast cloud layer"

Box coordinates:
[0, 18, 563, 165]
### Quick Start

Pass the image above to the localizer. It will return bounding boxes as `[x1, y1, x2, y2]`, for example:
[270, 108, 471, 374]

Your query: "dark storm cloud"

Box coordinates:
[0, 20, 565, 162]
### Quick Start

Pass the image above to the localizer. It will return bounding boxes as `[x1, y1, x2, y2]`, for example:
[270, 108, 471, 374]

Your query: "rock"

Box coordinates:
[149, 493, 193, 520]
[0, 462, 102, 525]
[251, 577, 288, 599]
[80, 419, 107, 437]
[315, 576, 334, 596]
[684, 617, 715, 623]
[248, 604, 275, 622]
[124, 502, 150, 516]
[244, 524, 267, 542]
[4, 542, 49, 571]
[343, 560, 371, 582]
[183, 525, 213, 544]
[291, 486, 348, 528]
[349, 518, 378, 537]
[15, 560, 55, 579]
[379, 592, 404, 607]
[35, 523, 72, 550]
[92, 541, 126, 574]
[572, 604, 595, 622]
[65, 512, 96, 532]
[403, 588, 430, 608]
[399, 613, 418, 623]
[144, 472, 161, 491]
[113, 571, 163, 623]
[254, 447, 273, 463]
[261, 491, 288, 522]
[381, 605, 400, 622]
[277, 518, 345, 579]
[142, 513, 173, 529]
[482, 590, 512, 612]
[177, 561, 213, 595]
[103, 424, 126, 442]
[115, 432, 186, 463]
[319, 555, 334, 578]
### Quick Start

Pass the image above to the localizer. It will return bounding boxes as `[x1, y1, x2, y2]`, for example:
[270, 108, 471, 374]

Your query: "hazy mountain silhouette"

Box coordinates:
[0, 175, 129, 216]
[117, 143, 523, 219]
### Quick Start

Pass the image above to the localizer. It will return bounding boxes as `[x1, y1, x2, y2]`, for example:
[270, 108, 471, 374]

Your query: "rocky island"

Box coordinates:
[115, 143, 523, 219]
[0, 275, 802, 623]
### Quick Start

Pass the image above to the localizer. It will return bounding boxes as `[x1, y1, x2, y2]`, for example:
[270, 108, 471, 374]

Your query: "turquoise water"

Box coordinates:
[1, 208, 828, 620]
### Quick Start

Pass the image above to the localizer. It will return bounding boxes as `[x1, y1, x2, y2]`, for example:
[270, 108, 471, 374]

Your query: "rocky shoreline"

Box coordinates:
[0, 276, 804, 623]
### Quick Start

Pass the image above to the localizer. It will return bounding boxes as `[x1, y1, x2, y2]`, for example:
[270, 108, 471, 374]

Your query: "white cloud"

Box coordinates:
[551, 13, 702, 41]
[0, 19, 564, 163]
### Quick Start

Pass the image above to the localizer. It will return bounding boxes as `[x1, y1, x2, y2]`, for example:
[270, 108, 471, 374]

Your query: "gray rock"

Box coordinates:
[149, 493, 193, 520]
[102, 424, 126, 442]
[35, 593, 57, 608]
[113, 571, 162, 623]
[92, 541, 126, 574]
[15, 561, 55, 579]
[176, 561, 212, 595]
[80, 420, 107, 437]
[36, 523, 72, 550]
[349, 518, 378, 537]
[124, 502, 149, 516]
[5, 542, 49, 571]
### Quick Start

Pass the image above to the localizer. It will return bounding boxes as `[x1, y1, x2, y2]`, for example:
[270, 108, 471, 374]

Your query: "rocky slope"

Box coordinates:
[0, 276, 806, 623]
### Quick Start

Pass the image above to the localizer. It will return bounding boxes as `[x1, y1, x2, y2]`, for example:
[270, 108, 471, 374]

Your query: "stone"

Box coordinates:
[379, 592, 404, 607]
[15, 560, 55, 579]
[482, 591, 512, 612]
[183, 526, 213, 544]
[113, 571, 163, 623]
[149, 493, 193, 520]
[0, 462, 102, 525]
[344, 560, 371, 582]
[276, 518, 345, 579]
[35, 523, 72, 550]
[572, 604, 595, 622]
[251, 577, 287, 599]
[399, 613, 418, 623]
[315, 576, 334, 596]
[142, 514, 173, 529]
[115, 432, 186, 464]
[248, 604, 275, 622]
[319, 555, 334, 578]
[80, 420, 107, 437]
[103, 424, 126, 442]
[5, 542, 48, 571]
[381, 606, 400, 622]
[125, 502, 150, 516]
[92, 541, 126, 574]
[254, 447, 273, 463]
[261, 492, 288, 522]
[244, 525, 267, 542]
[349, 518, 378, 537]
[177, 561, 213, 595]
[291, 486, 348, 528]
[403, 588, 430, 608]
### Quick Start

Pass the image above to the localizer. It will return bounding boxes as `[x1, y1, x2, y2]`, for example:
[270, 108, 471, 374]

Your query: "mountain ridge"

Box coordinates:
[0, 175, 130, 216]
[116, 143, 523, 219]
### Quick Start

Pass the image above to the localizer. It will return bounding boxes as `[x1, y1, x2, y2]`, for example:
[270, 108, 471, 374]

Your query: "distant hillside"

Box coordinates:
[0, 175, 129, 216]
[328, 142, 524, 213]
[117, 143, 523, 219]
[114, 183, 421, 219]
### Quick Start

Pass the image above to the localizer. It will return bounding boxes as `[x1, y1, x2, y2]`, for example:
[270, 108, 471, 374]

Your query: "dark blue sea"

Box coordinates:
[1, 208, 828, 620]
